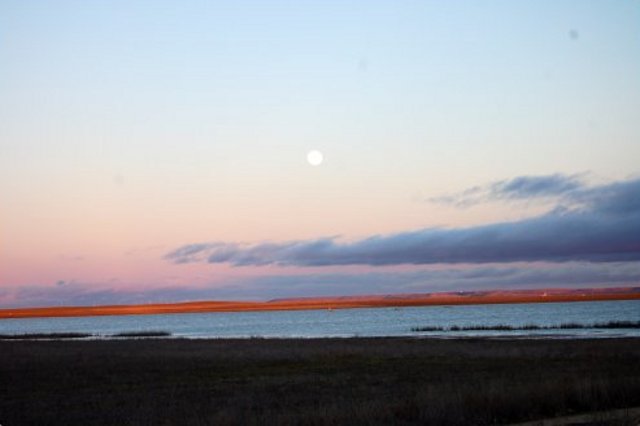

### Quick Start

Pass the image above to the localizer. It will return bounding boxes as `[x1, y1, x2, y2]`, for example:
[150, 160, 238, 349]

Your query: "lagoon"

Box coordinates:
[1, 299, 639, 339]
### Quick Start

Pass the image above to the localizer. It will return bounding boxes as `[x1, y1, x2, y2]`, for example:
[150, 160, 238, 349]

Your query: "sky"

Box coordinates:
[1, 0, 639, 308]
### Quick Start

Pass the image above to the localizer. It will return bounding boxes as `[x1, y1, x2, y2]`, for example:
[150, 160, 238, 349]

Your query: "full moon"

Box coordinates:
[307, 150, 323, 166]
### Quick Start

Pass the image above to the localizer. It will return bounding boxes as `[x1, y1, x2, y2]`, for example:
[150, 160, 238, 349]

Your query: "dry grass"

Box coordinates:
[1, 337, 639, 425]
[0, 332, 92, 340]
[112, 331, 172, 338]
[412, 320, 640, 332]
[0, 331, 173, 340]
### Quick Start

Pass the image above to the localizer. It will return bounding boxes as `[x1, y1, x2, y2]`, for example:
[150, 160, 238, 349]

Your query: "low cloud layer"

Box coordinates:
[3, 262, 640, 308]
[166, 176, 640, 267]
[222, 262, 640, 300]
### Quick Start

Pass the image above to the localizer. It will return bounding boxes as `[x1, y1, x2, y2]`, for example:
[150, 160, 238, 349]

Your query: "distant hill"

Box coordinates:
[1, 286, 639, 319]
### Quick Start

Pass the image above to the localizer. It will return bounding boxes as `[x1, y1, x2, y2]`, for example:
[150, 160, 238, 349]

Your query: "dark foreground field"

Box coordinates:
[1, 338, 639, 425]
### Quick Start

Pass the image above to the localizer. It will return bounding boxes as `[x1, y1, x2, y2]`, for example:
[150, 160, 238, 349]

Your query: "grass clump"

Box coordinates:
[594, 320, 640, 329]
[0, 332, 91, 340]
[411, 320, 640, 333]
[557, 323, 584, 329]
[410, 326, 443, 332]
[112, 331, 171, 338]
[0, 331, 173, 340]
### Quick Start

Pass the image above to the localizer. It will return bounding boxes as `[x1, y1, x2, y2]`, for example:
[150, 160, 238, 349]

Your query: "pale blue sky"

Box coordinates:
[3, 0, 639, 180]
[1, 0, 639, 306]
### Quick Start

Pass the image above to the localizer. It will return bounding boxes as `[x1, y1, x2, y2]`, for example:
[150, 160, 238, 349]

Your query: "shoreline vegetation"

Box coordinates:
[3, 321, 640, 340]
[0, 330, 172, 340]
[411, 320, 640, 332]
[1, 337, 639, 425]
[1, 286, 639, 320]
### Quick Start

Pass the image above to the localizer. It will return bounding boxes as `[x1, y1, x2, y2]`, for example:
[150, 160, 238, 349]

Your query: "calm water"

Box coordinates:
[1, 300, 639, 339]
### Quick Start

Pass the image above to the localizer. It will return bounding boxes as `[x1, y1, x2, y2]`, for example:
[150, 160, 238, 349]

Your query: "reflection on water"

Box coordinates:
[1, 300, 639, 339]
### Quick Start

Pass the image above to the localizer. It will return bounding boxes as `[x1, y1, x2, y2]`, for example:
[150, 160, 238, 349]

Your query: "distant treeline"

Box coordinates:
[0, 331, 171, 340]
[411, 320, 640, 332]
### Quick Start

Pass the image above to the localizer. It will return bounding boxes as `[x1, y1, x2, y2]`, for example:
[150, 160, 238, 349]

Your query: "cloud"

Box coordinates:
[220, 261, 640, 298]
[494, 173, 584, 199]
[1, 283, 231, 309]
[569, 177, 640, 215]
[429, 173, 585, 207]
[166, 176, 640, 267]
[4, 262, 640, 308]
[235, 262, 640, 299]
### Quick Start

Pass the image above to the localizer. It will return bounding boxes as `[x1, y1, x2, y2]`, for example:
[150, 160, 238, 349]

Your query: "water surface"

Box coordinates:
[1, 300, 639, 339]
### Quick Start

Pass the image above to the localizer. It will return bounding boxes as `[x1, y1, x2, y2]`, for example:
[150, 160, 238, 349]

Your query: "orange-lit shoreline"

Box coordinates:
[1, 287, 639, 319]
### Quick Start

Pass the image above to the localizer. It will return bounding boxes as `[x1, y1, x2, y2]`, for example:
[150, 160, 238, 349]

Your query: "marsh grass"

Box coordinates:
[594, 320, 640, 329]
[412, 320, 640, 332]
[1, 338, 639, 425]
[0, 331, 172, 340]
[112, 331, 172, 337]
[0, 332, 92, 340]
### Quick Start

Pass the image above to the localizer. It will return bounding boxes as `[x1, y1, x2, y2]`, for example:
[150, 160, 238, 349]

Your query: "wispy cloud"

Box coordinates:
[429, 173, 586, 207]
[166, 176, 640, 267]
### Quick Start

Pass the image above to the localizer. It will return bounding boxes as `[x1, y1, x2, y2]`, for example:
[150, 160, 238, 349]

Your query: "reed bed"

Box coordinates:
[0, 331, 172, 340]
[412, 320, 640, 332]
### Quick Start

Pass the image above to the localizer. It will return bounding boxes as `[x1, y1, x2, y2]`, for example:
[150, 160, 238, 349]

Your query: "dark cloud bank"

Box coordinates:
[166, 176, 640, 267]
